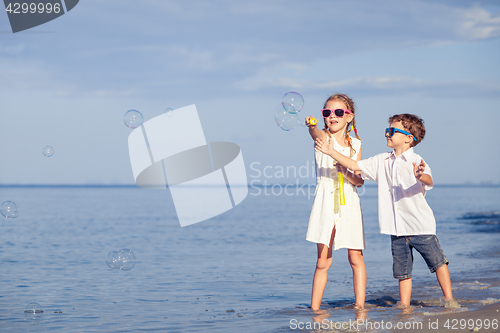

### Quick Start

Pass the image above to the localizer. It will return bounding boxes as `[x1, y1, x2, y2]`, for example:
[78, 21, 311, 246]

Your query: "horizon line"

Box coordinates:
[0, 183, 499, 188]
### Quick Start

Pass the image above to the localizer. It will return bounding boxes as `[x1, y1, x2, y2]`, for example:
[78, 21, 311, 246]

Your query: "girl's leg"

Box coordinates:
[311, 228, 335, 311]
[348, 249, 366, 308]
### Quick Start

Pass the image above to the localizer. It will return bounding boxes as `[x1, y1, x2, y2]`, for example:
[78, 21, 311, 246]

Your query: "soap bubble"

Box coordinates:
[24, 302, 43, 319]
[117, 249, 136, 271]
[282, 92, 304, 114]
[165, 107, 174, 118]
[24, 302, 43, 313]
[1, 201, 19, 218]
[297, 116, 308, 128]
[106, 249, 136, 271]
[124, 110, 143, 129]
[106, 251, 120, 269]
[42, 145, 54, 157]
[275, 104, 299, 131]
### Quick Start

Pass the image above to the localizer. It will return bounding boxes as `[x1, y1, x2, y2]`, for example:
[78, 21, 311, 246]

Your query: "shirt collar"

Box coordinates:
[387, 147, 415, 161]
[401, 147, 415, 161]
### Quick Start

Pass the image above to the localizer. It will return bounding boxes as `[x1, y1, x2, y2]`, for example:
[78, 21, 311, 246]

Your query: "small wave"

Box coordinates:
[456, 281, 492, 290]
[470, 220, 500, 225]
[325, 299, 358, 308]
[459, 211, 500, 220]
[364, 296, 398, 307]
[422, 308, 469, 316]
[459, 211, 500, 232]
[470, 281, 491, 290]
[479, 298, 500, 305]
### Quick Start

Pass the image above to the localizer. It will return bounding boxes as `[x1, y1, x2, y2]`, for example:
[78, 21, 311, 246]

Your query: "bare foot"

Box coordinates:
[394, 301, 413, 314]
[345, 303, 364, 310]
[440, 297, 460, 308]
[393, 301, 411, 309]
[353, 303, 364, 310]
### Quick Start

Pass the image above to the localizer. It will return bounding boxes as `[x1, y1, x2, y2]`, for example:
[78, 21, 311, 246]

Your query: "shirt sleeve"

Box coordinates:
[357, 155, 379, 182]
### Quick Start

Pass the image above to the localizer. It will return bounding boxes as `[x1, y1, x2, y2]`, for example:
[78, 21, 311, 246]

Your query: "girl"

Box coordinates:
[305, 93, 366, 311]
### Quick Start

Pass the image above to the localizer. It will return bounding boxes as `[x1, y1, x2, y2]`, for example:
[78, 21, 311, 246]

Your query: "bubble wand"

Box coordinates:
[305, 117, 317, 126]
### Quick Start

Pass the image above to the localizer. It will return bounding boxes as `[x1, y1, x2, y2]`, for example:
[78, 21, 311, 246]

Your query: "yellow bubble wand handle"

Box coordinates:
[338, 172, 345, 206]
[306, 116, 317, 126]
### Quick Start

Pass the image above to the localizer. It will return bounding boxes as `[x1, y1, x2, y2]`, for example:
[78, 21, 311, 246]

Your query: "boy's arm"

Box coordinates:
[337, 147, 364, 187]
[413, 159, 432, 186]
[314, 138, 361, 171]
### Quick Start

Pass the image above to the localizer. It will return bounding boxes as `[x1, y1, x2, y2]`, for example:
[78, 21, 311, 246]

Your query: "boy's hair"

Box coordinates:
[388, 114, 425, 147]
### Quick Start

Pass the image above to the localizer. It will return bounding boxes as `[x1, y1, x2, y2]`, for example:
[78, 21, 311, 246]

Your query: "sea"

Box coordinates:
[0, 184, 499, 332]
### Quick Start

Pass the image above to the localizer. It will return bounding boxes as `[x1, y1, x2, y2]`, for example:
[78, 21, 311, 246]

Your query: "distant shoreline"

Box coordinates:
[0, 184, 499, 188]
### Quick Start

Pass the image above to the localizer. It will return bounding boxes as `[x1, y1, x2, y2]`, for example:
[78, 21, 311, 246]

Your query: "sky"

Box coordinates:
[0, 0, 499, 185]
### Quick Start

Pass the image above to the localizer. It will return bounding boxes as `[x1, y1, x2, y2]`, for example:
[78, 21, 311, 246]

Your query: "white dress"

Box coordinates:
[306, 135, 365, 250]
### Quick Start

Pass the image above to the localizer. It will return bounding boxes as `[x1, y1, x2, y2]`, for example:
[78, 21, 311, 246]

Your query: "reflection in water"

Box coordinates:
[312, 309, 329, 323]
[355, 308, 369, 321]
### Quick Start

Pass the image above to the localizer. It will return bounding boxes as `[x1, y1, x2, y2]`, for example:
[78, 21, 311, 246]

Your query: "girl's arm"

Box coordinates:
[315, 137, 361, 172]
[337, 147, 364, 187]
[305, 116, 325, 141]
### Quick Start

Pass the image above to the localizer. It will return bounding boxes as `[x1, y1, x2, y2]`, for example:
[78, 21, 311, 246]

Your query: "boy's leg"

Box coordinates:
[435, 264, 453, 298]
[391, 236, 413, 306]
[410, 235, 452, 299]
[399, 278, 412, 307]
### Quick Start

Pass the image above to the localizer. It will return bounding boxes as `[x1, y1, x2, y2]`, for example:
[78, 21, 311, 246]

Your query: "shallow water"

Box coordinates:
[0, 185, 499, 332]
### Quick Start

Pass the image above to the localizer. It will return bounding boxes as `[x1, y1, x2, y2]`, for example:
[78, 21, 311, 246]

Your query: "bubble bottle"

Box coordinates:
[338, 170, 345, 206]
[331, 160, 345, 214]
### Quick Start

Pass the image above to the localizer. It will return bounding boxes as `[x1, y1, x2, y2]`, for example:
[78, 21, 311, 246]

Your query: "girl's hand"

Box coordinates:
[315, 138, 333, 155]
[413, 159, 426, 179]
[305, 116, 317, 127]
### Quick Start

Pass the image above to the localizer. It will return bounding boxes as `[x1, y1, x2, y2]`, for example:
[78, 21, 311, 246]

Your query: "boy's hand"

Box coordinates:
[335, 163, 348, 175]
[413, 159, 426, 179]
[315, 138, 334, 155]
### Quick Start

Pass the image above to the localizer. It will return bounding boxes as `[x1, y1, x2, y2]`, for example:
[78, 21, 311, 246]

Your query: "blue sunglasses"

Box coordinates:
[385, 127, 417, 141]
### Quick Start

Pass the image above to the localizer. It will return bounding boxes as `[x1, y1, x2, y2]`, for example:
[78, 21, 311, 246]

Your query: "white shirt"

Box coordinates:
[357, 148, 436, 236]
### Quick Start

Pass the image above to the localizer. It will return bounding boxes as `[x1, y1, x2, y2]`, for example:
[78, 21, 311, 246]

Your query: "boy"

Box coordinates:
[315, 114, 456, 308]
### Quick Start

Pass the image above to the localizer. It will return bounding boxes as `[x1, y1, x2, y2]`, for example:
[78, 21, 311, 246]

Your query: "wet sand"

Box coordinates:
[401, 302, 500, 332]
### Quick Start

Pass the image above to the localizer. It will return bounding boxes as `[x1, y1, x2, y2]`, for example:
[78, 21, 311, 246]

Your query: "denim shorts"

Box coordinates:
[391, 235, 449, 280]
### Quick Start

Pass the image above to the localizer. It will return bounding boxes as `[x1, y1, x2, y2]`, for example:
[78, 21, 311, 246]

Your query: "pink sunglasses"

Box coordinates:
[321, 108, 352, 118]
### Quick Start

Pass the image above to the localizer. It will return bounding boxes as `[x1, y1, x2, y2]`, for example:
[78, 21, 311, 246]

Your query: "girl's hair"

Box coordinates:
[323, 93, 361, 157]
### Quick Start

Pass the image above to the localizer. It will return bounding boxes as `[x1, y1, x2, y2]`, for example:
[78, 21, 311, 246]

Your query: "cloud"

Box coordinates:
[0, 0, 499, 99]
[459, 7, 500, 39]
[238, 73, 500, 99]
